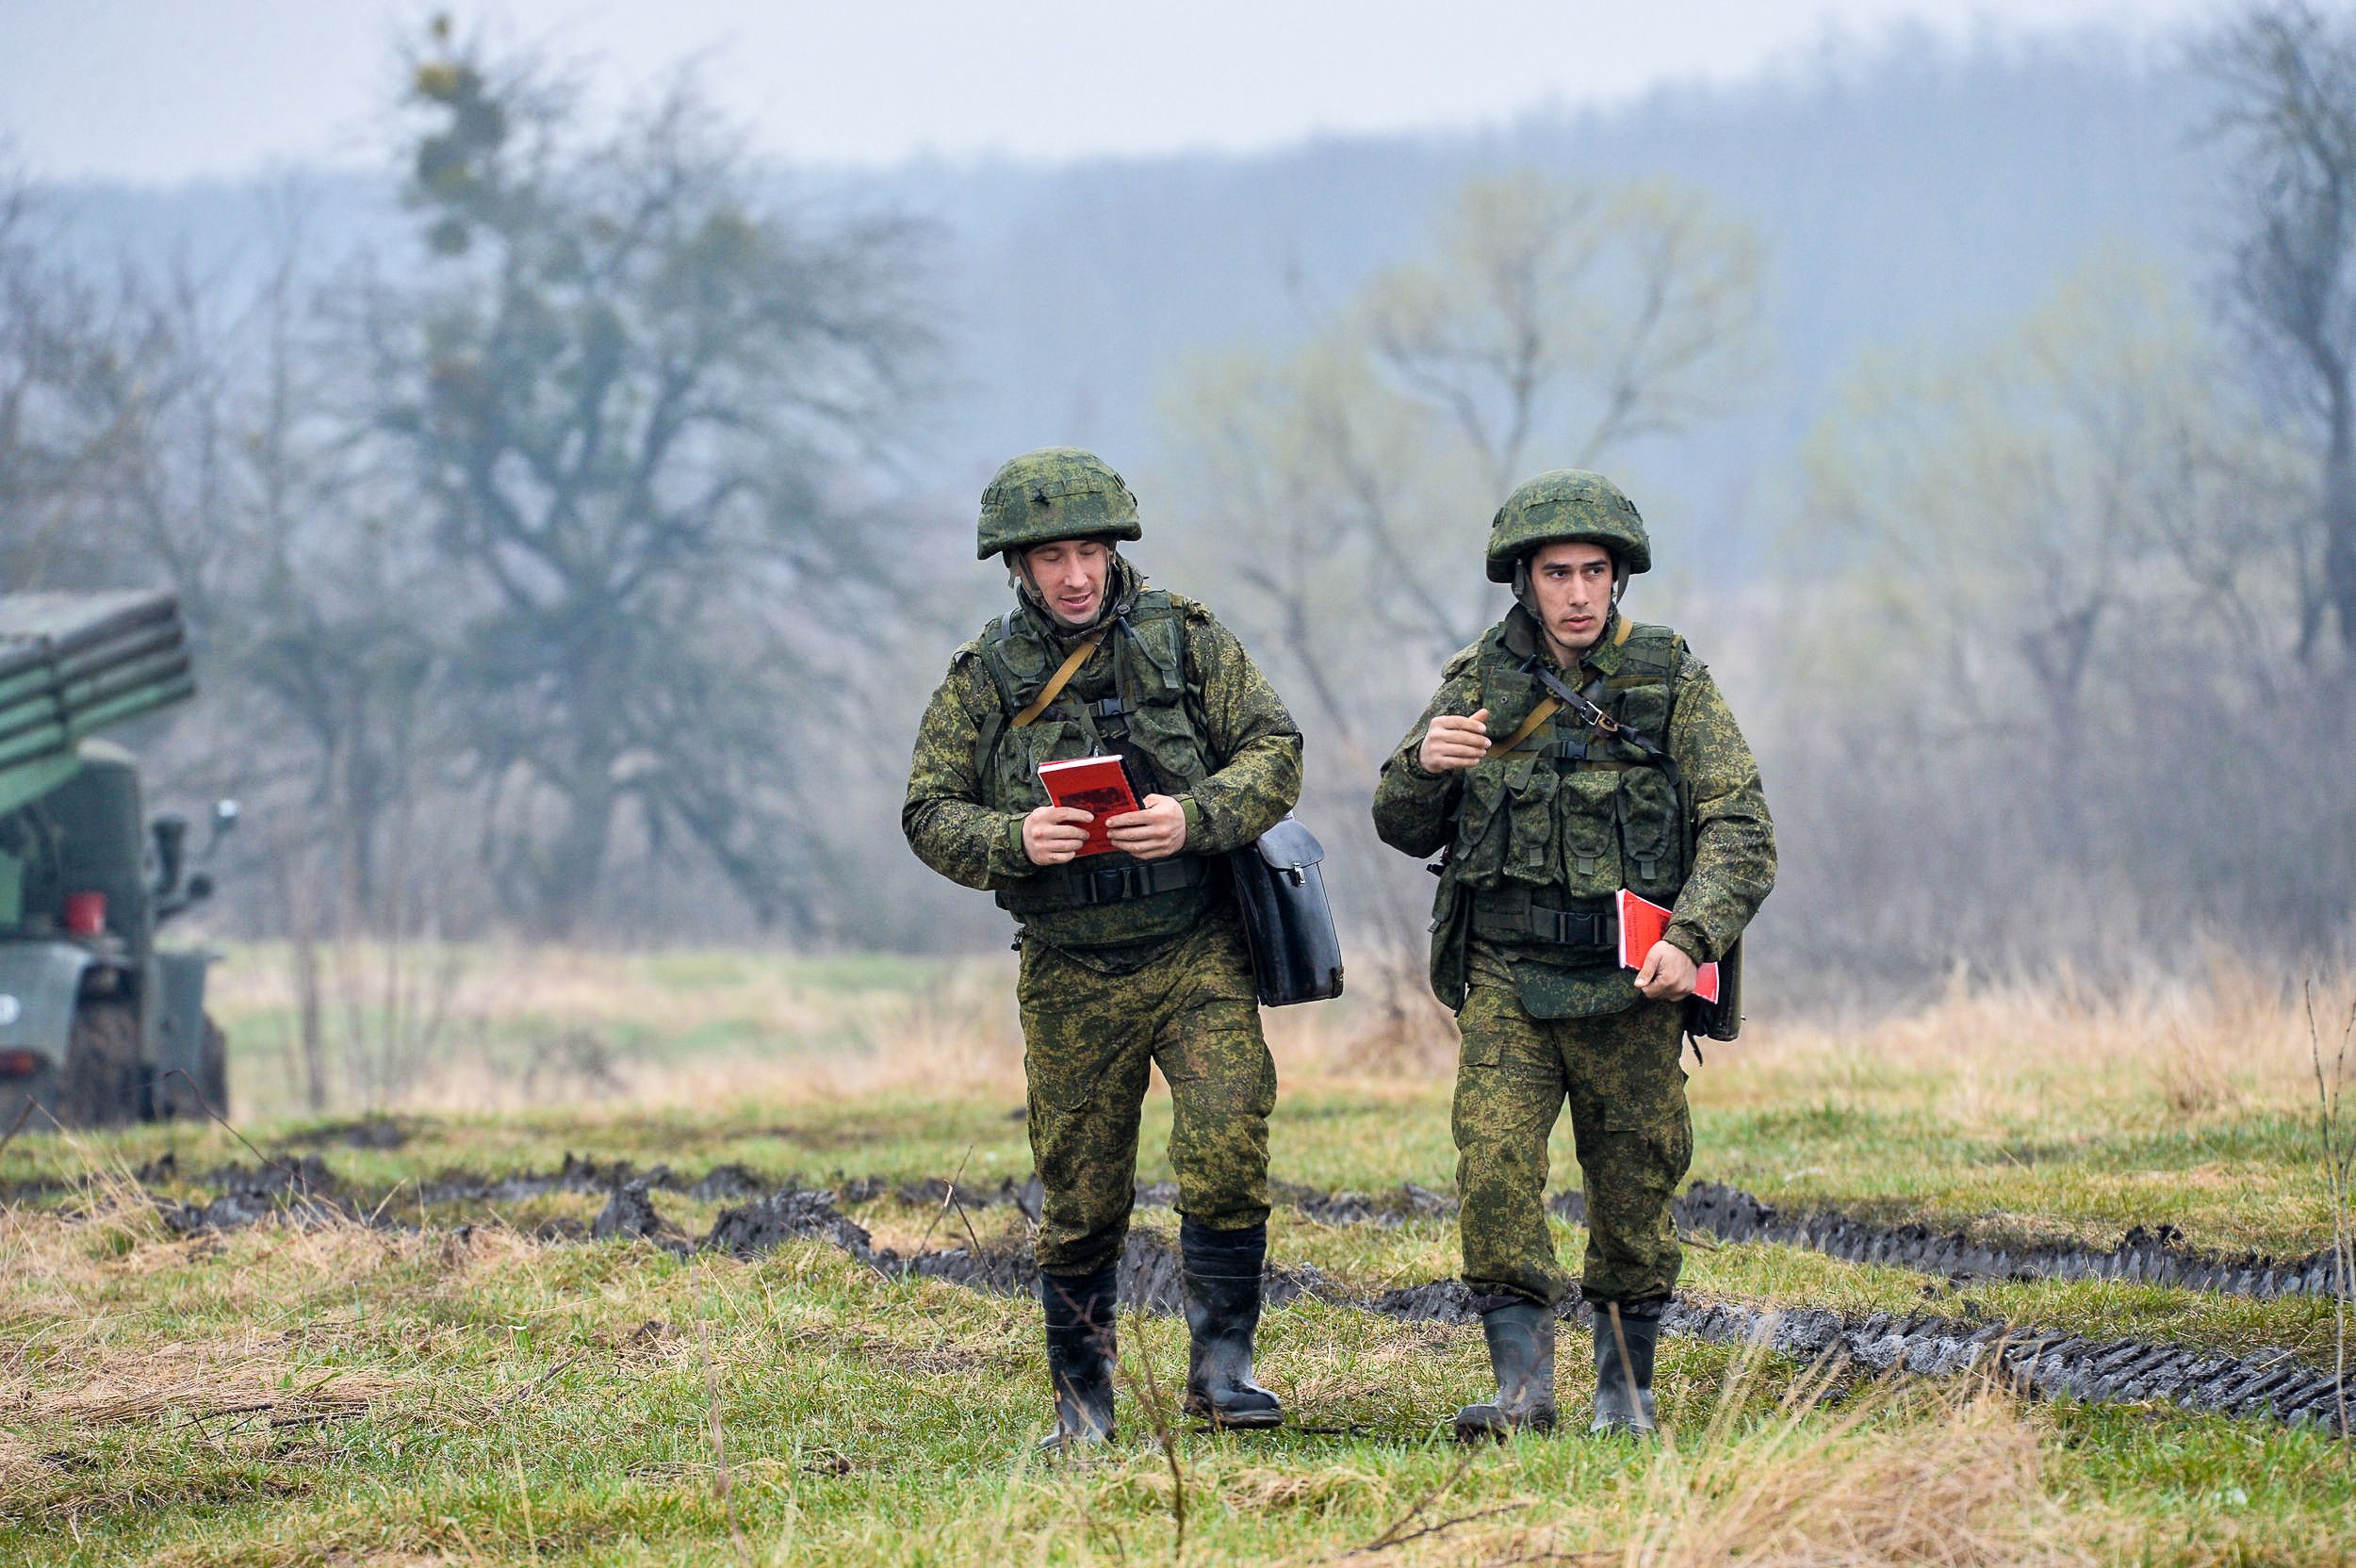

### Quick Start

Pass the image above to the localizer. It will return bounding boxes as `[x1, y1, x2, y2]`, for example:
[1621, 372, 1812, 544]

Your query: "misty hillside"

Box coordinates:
[48, 28, 2223, 570]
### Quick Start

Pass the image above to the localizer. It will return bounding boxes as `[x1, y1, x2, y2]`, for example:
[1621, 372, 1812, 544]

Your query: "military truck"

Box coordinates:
[0, 591, 235, 1131]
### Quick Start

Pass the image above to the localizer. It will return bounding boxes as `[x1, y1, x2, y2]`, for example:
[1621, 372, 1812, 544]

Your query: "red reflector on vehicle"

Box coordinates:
[0, 1049, 39, 1079]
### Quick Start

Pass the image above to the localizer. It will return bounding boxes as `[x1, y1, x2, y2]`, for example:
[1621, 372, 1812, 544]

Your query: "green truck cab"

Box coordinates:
[0, 591, 233, 1130]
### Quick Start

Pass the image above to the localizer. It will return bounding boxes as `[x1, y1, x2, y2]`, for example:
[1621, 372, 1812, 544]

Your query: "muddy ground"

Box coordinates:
[19, 1149, 2345, 1439]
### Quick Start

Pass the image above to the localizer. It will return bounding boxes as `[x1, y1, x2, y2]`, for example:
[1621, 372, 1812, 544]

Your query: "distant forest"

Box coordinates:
[10, 12, 2352, 1014]
[42, 24, 2222, 554]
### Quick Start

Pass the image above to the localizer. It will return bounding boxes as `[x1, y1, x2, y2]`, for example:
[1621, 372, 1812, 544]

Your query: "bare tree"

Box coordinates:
[1176, 171, 1768, 672]
[2203, 1, 2356, 666]
[361, 32, 935, 937]
[1796, 253, 2263, 742]
[0, 173, 183, 590]
[1363, 172, 1768, 504]
[1781, 247, 2352, 977]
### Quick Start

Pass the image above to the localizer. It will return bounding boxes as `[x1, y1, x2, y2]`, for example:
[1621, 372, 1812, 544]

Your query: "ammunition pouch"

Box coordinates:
[1226, 816, 1344, 1007]
[1469, 888, 1618, 955]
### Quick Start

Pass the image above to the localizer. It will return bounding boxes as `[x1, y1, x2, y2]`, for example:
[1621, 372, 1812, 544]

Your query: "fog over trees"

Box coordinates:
[7, 8, 2352, 1010]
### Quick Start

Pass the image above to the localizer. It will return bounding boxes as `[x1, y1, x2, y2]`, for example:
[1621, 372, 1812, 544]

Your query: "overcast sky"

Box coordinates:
[1, 0, 2226, 184]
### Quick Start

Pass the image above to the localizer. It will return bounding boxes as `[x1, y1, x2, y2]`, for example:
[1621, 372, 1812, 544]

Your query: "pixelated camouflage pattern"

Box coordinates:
[1371, 608, 1775, 1019]
[1019, 912, 1277, 1278]
[1485, 469, 1653, 580]
[902, 577, 1302, 956]
[977, 447, 1142, 559]
[1452, 987, 1692, 1306]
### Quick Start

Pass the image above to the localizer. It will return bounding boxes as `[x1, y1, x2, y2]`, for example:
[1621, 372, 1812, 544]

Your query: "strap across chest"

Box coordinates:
[1010, 631, 1104, 729]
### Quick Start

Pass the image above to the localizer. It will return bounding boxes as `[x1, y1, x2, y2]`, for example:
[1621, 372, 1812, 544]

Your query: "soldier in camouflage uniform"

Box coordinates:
[1371, 470, 1775, 1439]
[904, 448, 1304, 1449]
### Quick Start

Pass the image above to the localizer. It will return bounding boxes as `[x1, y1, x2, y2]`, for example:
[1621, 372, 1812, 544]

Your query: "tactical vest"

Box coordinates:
[972, 588, 1221, 946]
[1430, 613, 1689, 1004]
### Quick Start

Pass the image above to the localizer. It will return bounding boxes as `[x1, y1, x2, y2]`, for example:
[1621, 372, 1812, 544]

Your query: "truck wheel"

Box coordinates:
[197, 1015, 228, 1118]
[57, 1003, 141, 1128]
[153, 1014, 230, 1122]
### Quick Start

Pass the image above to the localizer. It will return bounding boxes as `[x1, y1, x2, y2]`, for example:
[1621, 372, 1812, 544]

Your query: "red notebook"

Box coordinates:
[1616, 889, 1721, 1004]
[1037, 756, 1141, 858]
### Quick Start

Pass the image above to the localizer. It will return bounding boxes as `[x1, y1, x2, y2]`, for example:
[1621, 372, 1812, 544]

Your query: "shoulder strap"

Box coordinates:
[1011, 631, 1104, 728]
[1497, 696, 1562, 754]
[1496, 617, 1633, 753]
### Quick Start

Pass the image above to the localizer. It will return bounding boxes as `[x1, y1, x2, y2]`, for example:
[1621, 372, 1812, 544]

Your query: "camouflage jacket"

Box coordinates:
[1371, 606, 1775, 1018]
[903, 574, 1302, 956]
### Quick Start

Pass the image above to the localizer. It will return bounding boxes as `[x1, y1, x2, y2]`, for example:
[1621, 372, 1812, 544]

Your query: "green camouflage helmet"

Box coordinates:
[977, 448, 1142, 560]
[1484, 469, 1651, 581]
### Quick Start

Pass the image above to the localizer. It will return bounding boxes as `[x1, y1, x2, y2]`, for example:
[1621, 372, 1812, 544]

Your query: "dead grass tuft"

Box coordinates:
[1221, 1461, 1393, 1515]
[26, 1329, 415, 1429]
[1718, 965, 2354, 1133]
[1597, 1355, 2094, 1568]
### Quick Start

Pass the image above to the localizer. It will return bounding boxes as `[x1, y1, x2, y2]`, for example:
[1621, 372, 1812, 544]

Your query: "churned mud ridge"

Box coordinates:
[50, 1155, 2350, 1438]
[32, 1150, 2343, 1304]
[1623, 1183, 2348, 1301]
[667, 1184, 2349, 1439]
[404, 1153, 1041, 1212]
[155, 1153, 356, 1233]
[1366, 1278, 2349, 1436]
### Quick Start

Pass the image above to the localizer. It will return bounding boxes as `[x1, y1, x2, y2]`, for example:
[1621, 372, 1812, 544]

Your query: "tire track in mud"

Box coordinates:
[14, 1147, 2343, 1301]
[666, 1184, 2356, 1438]
[709, 1165, 2348, 1303]
[66, 1156, 2349, 1439]
[1651, 1183, 2346, 1302]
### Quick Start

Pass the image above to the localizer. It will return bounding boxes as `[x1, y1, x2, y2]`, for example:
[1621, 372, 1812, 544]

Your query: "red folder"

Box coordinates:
[1037, 756, 1140, 858]
[1616, 889, 1721, 1004]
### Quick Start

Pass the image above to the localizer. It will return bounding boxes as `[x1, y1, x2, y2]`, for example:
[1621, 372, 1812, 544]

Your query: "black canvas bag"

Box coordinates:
[1227, 815, 1345, 1006]
[1682, 936, 1743, 1042]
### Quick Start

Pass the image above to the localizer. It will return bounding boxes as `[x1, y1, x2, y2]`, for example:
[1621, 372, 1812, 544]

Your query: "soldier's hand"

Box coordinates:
[1635, 940, 1699, 1002]
[1419, 709, 1492, 773]
[1104, 793, 1187, 860]
[1022, 805, 1094, 867]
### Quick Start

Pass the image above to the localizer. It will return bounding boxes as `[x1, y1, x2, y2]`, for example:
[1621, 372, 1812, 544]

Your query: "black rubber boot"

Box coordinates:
[1179, 1219, 1284, 1429]
[1452, 1298, 1558, 1441]
[1039, 1266, 1119, 1451]
[1588, 1300, 1661, 1437]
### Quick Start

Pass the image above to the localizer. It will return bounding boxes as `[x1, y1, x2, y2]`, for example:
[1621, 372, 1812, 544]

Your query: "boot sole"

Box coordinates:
[1454, 1409, 1557, 1443]
[1184, 1405, 1284, 1430]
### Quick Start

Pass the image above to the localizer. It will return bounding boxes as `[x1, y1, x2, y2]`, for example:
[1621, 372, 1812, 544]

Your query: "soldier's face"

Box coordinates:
[1528, 541, 1616, 656]
[1023, 538, 1112, 627]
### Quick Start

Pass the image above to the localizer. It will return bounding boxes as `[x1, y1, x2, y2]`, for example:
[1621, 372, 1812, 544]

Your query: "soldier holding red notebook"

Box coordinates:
[1372, 470, 1776, 1440]
[903, 449, 1303, 1451]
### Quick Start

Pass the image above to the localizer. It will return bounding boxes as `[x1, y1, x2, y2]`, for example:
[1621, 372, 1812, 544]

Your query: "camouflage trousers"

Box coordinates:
[1452, 985, 1692, 1308]
[1019, 913, 1278, 1280]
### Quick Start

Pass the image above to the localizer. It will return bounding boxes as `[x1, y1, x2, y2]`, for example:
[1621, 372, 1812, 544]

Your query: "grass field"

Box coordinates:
[3, 945, 2352, 1565]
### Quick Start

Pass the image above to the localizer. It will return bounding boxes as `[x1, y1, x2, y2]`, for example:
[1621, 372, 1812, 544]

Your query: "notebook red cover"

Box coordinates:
[1037, 756, 1141, 858]
[1616, 888, 1721, 1004]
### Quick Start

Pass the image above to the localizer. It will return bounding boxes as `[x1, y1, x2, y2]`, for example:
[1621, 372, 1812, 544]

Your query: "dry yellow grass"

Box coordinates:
[1604, 1358, 2094, 1568]
[197, 932, 2356, 1135]
[207, 940, 843, 1037]
[28, 1331, 414, 1429]
[1700, 962, 2350, 1132]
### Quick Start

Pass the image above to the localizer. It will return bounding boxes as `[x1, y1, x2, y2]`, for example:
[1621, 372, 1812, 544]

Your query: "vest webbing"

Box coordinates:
[1432, 612, 1677, 951]
[1496, 615, 1634, 755]
[974, 591, 1221, 931]
[1010, 632, 1104, 728]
